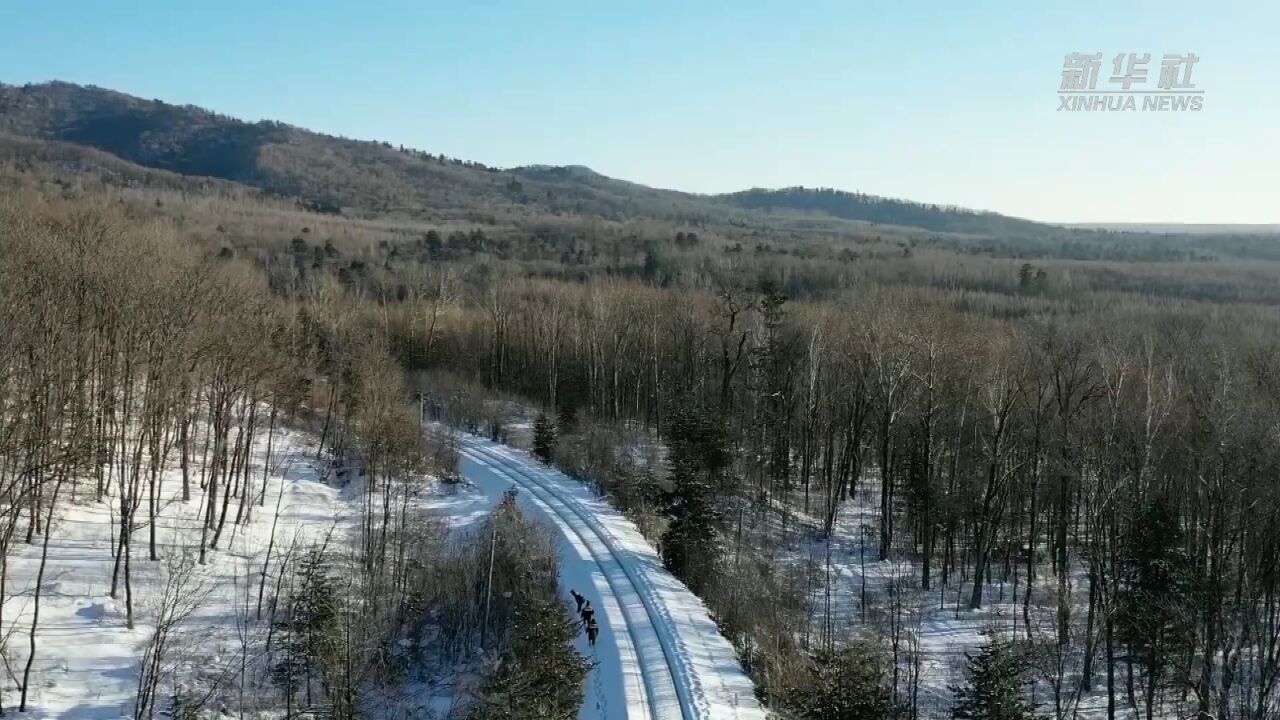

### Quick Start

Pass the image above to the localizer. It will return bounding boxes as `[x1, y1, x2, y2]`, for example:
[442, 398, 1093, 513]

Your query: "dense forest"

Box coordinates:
[2, 81, 1280, 719]
[385, 263, 1280, 720]
[0, 200, 589, 718]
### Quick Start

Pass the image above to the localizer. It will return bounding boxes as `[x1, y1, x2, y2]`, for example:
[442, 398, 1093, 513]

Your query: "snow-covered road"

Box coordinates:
[454, 434, 765, 720]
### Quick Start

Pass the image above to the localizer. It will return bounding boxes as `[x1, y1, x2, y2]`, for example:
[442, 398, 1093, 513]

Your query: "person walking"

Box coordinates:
[570, 589, 585, 614]
[580, 600, 595, 626]
[586, 617, 600, 647]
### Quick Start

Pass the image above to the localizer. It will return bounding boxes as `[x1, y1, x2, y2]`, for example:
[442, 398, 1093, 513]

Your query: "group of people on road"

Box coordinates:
[570, 589, 600, 647]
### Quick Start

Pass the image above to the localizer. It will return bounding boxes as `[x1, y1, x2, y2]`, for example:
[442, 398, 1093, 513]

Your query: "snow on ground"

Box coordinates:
[2, 427, 346, 718]
[449, 431, 766, 720]
[770, 476, 1115, 719]
[470, 401, 1135, 718]
[4, 409, 768, 719]
[1, 424, 511, 720]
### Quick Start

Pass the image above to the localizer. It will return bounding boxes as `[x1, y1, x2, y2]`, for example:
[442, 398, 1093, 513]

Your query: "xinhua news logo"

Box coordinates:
[1058, 53, 1203, 112]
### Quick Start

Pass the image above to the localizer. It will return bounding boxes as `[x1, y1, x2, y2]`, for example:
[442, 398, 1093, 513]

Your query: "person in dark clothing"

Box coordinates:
[586, 618, 600, 647]
[580, 600, 595, 626]
[570, 589, 585, 614]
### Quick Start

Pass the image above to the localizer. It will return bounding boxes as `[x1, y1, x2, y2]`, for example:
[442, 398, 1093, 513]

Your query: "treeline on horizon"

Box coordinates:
[6, 80, 1280, 270]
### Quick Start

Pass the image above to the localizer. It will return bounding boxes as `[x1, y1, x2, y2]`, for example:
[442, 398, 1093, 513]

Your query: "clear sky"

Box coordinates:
[1, 0, 1275, 223]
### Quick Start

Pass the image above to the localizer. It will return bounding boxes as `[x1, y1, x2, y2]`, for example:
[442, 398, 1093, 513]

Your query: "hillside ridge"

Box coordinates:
[0, 80, 1064, 237]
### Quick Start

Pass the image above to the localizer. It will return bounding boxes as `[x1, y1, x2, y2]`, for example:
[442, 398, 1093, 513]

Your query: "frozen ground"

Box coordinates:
[5, 412, 764, 719]
[2, 427, 345, 718]
[0, 424, 500, 720]
[770, 476, 1116, 719]
[450, 432, 766, 720]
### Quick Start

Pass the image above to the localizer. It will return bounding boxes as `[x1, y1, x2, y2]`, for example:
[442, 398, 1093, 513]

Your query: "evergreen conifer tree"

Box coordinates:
[272, 547, 343, 710]
[660, 399, 725, 594]
[468, 593, 589, 719]
[555, 402, 577, 435]
[781, 645, 894, 720]
[1117, 496, 1192, 714]
[950, 639, 1038, 720]
[532, 412, 557, 463]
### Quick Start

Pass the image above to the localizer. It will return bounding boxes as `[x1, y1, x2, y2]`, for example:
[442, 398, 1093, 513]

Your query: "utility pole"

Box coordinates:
[480, 518, 498, 649]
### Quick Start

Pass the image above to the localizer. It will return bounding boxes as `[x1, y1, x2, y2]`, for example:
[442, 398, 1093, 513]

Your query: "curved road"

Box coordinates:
[449, 433, 764, 720]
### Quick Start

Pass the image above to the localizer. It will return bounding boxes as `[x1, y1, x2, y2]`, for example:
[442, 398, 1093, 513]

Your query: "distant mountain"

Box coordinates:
[722, 187, 1049, 238]
[0, 81, 1078, 236]
[5, 80, 1273, 263]
[0, 82, 289, 183]
[0, 81, 686, 220]
[0, 128, 264, 197]
[1067, 222, 1280, 235]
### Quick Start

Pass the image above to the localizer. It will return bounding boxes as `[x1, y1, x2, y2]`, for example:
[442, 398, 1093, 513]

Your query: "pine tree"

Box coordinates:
[950, 640, 1038, 720]
[272, 547, 344, 710]
[468, 592, 589, 720]
[555, 402, 577, 435]
[781, 645, 894, 720]
[1117, 496, 1191, 714]
[1019, 263, 1035, 289]
[660, 399, 725, 594]
[532, 412, 557, 463]
[750, 280, 791, 499]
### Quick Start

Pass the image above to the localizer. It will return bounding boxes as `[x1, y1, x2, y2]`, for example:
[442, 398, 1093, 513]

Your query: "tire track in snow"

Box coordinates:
[457, 443, 679, 720]
[457, 437, 702, 720]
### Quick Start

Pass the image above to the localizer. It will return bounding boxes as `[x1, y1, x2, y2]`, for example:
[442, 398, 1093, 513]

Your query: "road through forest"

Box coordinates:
[453, 434, 766, 720]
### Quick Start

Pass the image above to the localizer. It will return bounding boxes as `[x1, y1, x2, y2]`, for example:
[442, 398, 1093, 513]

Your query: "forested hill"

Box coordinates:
[4, 80, 1277, 266]
[724, 186, 1048, 238]
[0, 80, 1064, 236]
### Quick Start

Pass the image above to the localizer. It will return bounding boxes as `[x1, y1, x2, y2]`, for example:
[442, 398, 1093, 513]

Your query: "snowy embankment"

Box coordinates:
[450, 432, 766, 720]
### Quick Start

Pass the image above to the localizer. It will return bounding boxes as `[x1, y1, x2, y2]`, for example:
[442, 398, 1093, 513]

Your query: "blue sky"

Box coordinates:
[2, 0, 1275, 223]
